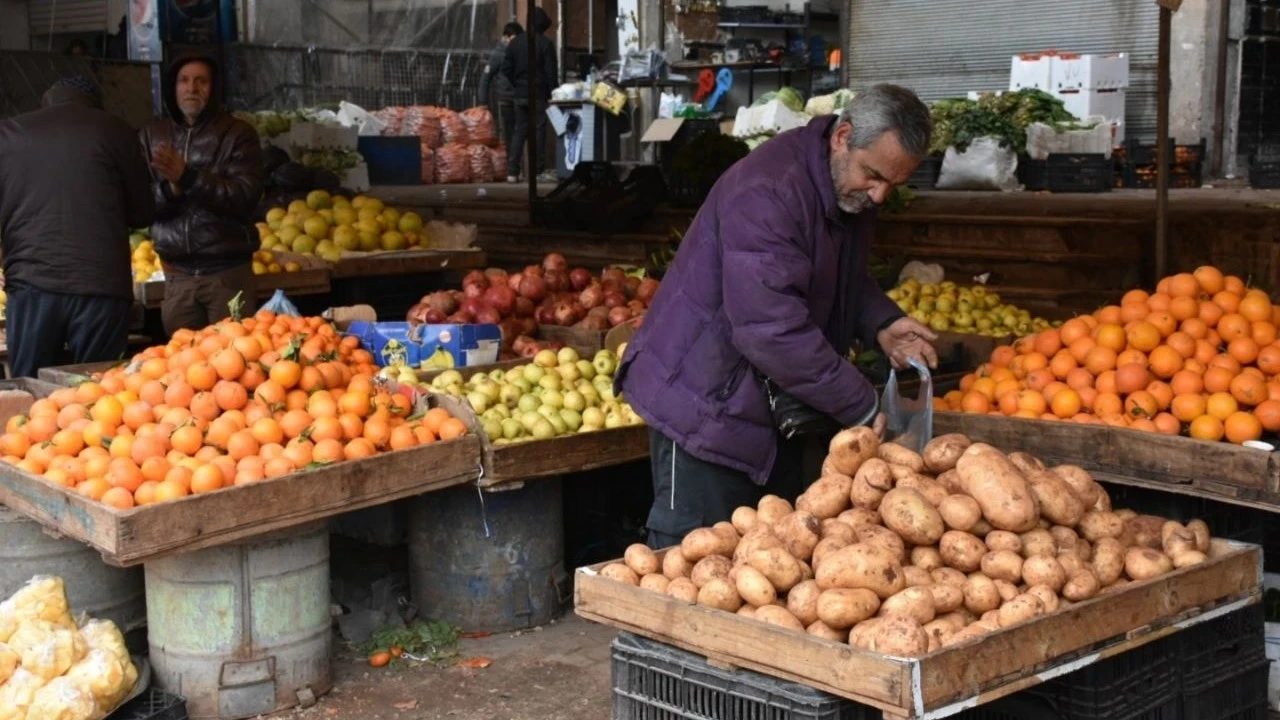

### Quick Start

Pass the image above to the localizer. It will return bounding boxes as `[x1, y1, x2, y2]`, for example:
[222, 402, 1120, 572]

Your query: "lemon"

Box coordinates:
[302, 216, 329, 240]
[332, 225, 359, 251]
[292, 235, 317, 255]
[287, 199, 309, 215]
[252, 261, 267, 275]
[381, 207, 401, 229]
[267, 262, 282, 274]
[380, 231, 407, 251]
[306, 189, 332, 210]
[332, 206, 356, 225]
[277, 226, 301, 244]
[266, 207, 287, 224]
[398, 211, 424, 233]
[284, 261, 302, 272]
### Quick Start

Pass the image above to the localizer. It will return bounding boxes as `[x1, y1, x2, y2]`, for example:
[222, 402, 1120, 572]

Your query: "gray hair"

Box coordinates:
[837, 84, 932, 158]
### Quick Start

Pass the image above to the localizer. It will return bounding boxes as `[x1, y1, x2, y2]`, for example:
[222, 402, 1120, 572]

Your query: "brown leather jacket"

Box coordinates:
[139, 54, 264, 275]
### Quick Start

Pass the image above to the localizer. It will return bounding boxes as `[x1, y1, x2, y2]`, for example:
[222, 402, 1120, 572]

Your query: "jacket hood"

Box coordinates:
[41, 83, 102, 110]
[164, 53, 221, 125]
[532, 7, 551, 34]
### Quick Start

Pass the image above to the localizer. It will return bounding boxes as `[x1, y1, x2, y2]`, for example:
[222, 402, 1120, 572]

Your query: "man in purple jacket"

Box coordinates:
[618, 84, 938, 548]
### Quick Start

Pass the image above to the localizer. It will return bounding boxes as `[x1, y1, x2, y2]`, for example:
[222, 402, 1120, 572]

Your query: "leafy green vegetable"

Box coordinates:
[929, 89, 1081, 155]
[359, 618, 460, 665]
[775, 87, 806, 113]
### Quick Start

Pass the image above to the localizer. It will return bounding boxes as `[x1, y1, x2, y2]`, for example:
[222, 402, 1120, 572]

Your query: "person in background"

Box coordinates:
[617, 85, 939, 549]
[480, 22, 523, 155]
[140, 53, 265, 335]
[0, 77, 154, 378]
[501, 6, 558, 182]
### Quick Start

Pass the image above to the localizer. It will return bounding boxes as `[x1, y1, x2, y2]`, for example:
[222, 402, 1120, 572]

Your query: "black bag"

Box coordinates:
[759, 372, 878, 440]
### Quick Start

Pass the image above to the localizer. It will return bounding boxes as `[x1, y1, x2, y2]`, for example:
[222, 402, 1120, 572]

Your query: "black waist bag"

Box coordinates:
[758, 372, 878, 440]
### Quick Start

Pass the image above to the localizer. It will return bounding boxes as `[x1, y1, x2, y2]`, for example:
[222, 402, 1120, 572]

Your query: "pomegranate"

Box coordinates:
[600, 278, 620, 294]
[542, 252, 569, 273]
[475, 306, 502, 325]
[535, 305, 556, 325]
[519, 317, 538, 336]
[463, 282, 486, 300]
[627, 300, 646, 314]
[552, 301, 577, 326]
[603, 292, 627, 309]
[499, 319, 522, 349]
[512, 334, 533, 355]
[602, 267, 627, 285]
[544, 270, 570, 293]
[406, 302, 430, 325]
[484, 267, 508, 282]
[587, 306, 610, 320]
[483, 285, 517, 316]
[518, 342, 540, 358]
[460, 298, 488, 318]
[518, 274, 548, 302]
[579, 285, 604, 309]
[576, 315, 610, 331]
[636, 278, 660, 304]
[514, 296, 535, 318]
[507, 272, 524, 292]
[569, 267, 593, 291]
[624, 276, 641, 298]
[462, 270, 488, 289]
[420, 291, 458, 316]
[424, 308, 447, 324]
[446, 310, 473, 323]
[523, 264, 544, 277]
[608, 306, 633, 327]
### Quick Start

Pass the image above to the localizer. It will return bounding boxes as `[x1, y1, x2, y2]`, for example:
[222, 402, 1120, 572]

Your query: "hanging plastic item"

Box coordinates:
[260, 289, 301, 318]
[879, 357, 933, 453]
[705, 68, 733, 111]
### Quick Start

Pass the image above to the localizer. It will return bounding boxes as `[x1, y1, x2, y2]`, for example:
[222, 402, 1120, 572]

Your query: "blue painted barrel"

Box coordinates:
[408, 480, 568, 633]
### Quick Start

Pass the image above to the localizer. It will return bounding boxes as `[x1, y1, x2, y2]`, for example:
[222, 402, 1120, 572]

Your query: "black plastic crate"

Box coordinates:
[1046, 153, 1112, 193]
[1122, 162, 1203, 189]
[907, 156, 942, 190]
[1178, 603, 1267, 691]
[1251, 159, 1280, 189]
[1180, 657, 1270, 720]
[109, 687, 189, 720]
[1123, 138, 1207, 166]
[1017, 158, 1049, 191]
[1027, 633, 1181, 720]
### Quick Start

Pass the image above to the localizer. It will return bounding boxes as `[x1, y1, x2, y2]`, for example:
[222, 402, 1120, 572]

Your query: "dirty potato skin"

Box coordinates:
[955, 444, 1040, 532]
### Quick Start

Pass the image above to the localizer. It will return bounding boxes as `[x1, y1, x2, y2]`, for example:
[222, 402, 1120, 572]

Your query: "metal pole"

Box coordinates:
[1211, 0, 1230, 178]
[1155, 6, 1171, 282]
[527, 0, 538, 224]
[589, 0, 594, 59]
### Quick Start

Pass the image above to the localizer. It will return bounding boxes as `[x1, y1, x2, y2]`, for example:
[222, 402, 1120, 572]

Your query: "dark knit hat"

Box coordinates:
[51, 75, 102, 106]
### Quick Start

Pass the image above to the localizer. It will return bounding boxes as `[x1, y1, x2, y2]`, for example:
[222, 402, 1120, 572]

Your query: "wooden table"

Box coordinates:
[331, 249, 486, 279]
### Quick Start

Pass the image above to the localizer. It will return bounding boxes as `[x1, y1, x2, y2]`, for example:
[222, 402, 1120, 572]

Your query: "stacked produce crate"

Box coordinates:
[1009, 52, 1128, 143]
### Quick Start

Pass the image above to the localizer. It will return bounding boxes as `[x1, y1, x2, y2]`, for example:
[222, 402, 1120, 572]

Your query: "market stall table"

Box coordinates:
[328, 248, 488, 320]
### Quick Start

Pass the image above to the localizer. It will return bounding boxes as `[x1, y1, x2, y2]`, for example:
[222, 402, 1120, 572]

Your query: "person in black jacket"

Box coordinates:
[480, 22, 523, 156]
[501, 7, 558, 181]
[0, 77, 155, 378]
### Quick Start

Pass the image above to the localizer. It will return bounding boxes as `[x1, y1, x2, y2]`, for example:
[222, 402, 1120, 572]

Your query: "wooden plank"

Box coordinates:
[482, 425, 648, 485]
[934, 412, 1280, 493]
[38, 361, 124, 386]
[575, 540, 1260, 717]
[331, 250, 487, 279]
[536, 325, 608, 353]
[134, 272, 331, 309]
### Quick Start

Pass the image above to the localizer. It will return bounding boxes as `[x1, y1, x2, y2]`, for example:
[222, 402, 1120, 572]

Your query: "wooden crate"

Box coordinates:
[330, 249, 486, 279]
[0, 385, 483, 566]
[536, 325, 609, 353]
[38, 361, 124, 386]
[933, 411, 1280, 498]
[575, 540, 1261, 719]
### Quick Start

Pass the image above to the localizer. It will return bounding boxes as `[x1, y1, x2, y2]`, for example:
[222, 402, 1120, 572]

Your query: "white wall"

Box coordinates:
[0, 0, 30, 49]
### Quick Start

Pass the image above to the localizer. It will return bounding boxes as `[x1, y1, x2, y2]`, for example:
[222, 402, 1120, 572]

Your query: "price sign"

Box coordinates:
[591, 83, 628, 115]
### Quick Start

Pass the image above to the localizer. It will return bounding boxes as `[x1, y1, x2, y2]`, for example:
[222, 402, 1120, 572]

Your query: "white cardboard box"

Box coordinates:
[1057, 88, 1126, 122]
[1009, 54, 1057, 91]
[1053, 54, 1130, 91]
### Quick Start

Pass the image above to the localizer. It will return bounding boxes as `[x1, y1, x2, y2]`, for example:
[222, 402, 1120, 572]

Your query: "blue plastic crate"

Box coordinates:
[356, 136, 422, 185]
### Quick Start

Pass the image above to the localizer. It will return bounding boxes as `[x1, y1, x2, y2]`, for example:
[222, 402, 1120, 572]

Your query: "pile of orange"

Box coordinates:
[940, 266, 1280, 445]
[0, 311, 469, 509]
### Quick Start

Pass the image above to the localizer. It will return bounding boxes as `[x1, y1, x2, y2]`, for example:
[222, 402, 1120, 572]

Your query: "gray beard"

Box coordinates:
[829, 154, 874, 214]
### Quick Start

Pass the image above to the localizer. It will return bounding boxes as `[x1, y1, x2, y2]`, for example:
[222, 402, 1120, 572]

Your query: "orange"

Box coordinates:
[186, 361, 218, 391]
[51, 429, 85, 456]
[1254, 399, 1280, 431]
[990, 346, 1016, 368]
[337, 413, 364, 440]
[1206, 392, 1239, 420]
[344, 438, 377, 461]
[101, 487, 135, 510]
[251, 417, 285, 445]
[134, 481, 160, 506]
[1096, 305, 1123, 325]
[1165, 331, 1197, 360]
[1066, 367, 1095, 391]
[1146, 312, 1177, 338]
[1120, 303, 1150, 324]
[362, 416, 392, 448]
[0, 432, 31, 459]
[1122, 289, 1150, 306]
[76, 478, 111, 501]
[74, 382, 107, 405]
[105, 459, 144, 493]
[1218, 313, 1251, 342]
[1147, 346, 1184, 379]
[1115, 363, 1151, 395]
[1059, 318, 1090, 346]
[140, 456, 171, 484]
[1194, 265, 1225, 295]
[285, 390, 309, 411]
[269, 360, 303, 390]
[1096, 370, 1118, 395]
[1049, 351, 1077, 380]
[1024, 369, 1054, 393]
[212, 380, 248, 411]
[283, 439, 314, 468]
[1153, 413, 1181, 435]
[1227, 337, 1260, 365]
[189, 391, 220, 422]
[1050, 388, 1082, 419]
[1094, 323, 1126, 352]
[255, 379, 287, 408]
[309, 417, 343, 443]
[1124, 391, 1158, 420]
[1147, 381, 1174, 410]
[154, 479, 191, 502]
[1125, 322, 1161, 352]
[1170, 370, 1205, 396]
[280, 409, 313, 439]
[438, 418, 468, 441]
[1084, 346, 1118, 376]
[1225, 275, 1247, 295]
[1148, 293, 1172, 312]
[1033, 330, 1062, 358]
[211, 348, 247, 381]
[164, 465, 193, 490]
[1167, 273, 1199, 298]
[1239, 292, 1274, 323]
[1015, 390, 1048, 416]
[170, 425, 204, 456]
[190, 464, 224, 494]
[129, 435, 167, 466]
[56, 404, 89, 431]
[1171, 393, 1207, 422]
[1181, 317, 1209, 340]
[1203, 367, 1236, 394]
[1068, 337, 1097, 364]
[1224, 411, 1263, 444]
[312, 438, 345, 464]
[1230, 372, 1268, 406]
[1169, 296, 1199, 322]
[264, 456, 295, 478]
[1257, 345, 1280, 376]
[1215, 291, 1243, 315]
[227, 430, 261, 461]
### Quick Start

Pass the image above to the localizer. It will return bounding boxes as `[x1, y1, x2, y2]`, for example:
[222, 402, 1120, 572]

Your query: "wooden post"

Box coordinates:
[1155, 4, 1172, 281]
[527, 0, 538, 225]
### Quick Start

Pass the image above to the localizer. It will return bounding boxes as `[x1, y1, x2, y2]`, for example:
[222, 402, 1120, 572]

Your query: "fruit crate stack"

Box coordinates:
[1114, 138, 1206, 189]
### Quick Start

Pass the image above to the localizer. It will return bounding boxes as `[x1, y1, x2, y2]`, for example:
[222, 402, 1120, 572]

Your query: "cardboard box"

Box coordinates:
[1057, 88, 1126, 126]
[1009, 54, 1057, 91]
[345, 321, 501, 368]
[1053, 54, 1130, 91]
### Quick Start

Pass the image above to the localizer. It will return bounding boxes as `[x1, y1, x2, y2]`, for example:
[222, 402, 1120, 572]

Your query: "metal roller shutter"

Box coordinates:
[27, 0, 112, 34]
[846, 0, 1160, 140]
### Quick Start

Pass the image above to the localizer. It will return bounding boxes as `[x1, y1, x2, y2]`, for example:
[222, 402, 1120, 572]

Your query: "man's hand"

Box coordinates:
[877, 316, 939, 370]
[872, 412, 887, 439]
[151, 143, 187, 185]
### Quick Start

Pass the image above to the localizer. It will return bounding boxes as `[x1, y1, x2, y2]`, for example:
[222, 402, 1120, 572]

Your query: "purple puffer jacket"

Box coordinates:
[617, 116, 902, 484]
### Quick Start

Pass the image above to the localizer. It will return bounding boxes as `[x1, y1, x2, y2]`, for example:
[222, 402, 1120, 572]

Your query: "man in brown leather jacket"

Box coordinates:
[140, 54, 264, 334]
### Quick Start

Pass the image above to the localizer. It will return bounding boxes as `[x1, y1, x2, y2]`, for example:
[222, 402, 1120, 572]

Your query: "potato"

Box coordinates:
[1091, 538, 1125, 584]
[851, 478, 886, 511]
[697, 578, 743, 612]
[812, 537, 852, 568]
[1052, 465, 1101, 507]
[821, 456, 839, 478]
[821, 519, 858, 543]
[994, 579, 1020, 603]
[1101, 578, 1131, 595]
[1025, 584, 1060, 613]
[1008, 452, 1047, 476]
[971, 519, 994, 536]
[1073, 539, 1093, 561]
[662, 548, 692, 580]
[1120, 515, 1166, 550]
[955, 444, 1039, 532]
[1124, 547, 1173, 581]
[754, 605, 805, 633]
[734, 527, 784, 565]
[897, 475, 950, 507]
[601, 563, 639, 585]
[903, 566, 933, 588]
[997, 594, 1045, 627]
[980, 609, 1001, 625]
[848, 617, 886, 651]
[747, 547, 805, 593]
[1115, 509, 1138, 521]
[1186, 519, 1211, 552]
[837, 508, 881, 529]
[879, 586, 936, 625]
[691, 556, 733, 588]
[817, 588, 882, 629]
[935, 611, 971, 633]
[1160, 520, 1186, 546]
[681, 528, 732, 562]
[815, 544, 906, 599]
[1171, 550, 1207, 568]
[939, 495, 983, 532]
[878, 442, 925, 472]
[799, 559, 815, 581]
[1163, 527, 1197, 557]
[871, 616, 929, 658]
[923, 618, 955, 649]
[807, 620, 849, 643]
[1078, 511, 1125, 542]
[856, 525, 907, 564]
[797, 474, 854, 520]
[640, 574, 670, 593]
[1049, 526, 1080, 551]
[923, 433, 971, 473]
[1022, 555, 1067, 592]
[1062, 568, 1101, 601]
[757, 495, 795, 526]
[981, 550, 1023, 583]
[665, 577, 698, 602]
[931, 567, 967, 588]
[1057, 552, 1086, 578]
[985, 530, 1023, 554]
[624, 544, 660, 576]
[879, 488, 946, 545]
[774, 511, 823, 562]
[737, 605, 757, 618]
[936, 469, 965, 495]
[939, 531, 987, 572]
[731, 506, 759, 535]
[1027, 471, 1086, 527]
[929, 583, 965, 613]
[911, 546, 944, 572]
[851, 459, 894, 510]
[787, 580, 822, 626]
[828, 427, 880, 476]
[735, 566, 778, 607]
[1019, 529, 1057, 558]
[1092, 486, 1113, 512]
[962, 575, 1001, 614]
[889, 464, 920, 483]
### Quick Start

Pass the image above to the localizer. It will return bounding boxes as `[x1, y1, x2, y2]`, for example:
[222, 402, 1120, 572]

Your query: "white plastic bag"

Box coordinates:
[936, 137, 1020, 191]
[880, 358, 933, 453]
[261, 289, 301, 318]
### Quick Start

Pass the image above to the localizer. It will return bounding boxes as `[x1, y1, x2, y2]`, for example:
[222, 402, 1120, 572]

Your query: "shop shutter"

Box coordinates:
[27, 0, 113, 34]
[845, 0, 1160, 141]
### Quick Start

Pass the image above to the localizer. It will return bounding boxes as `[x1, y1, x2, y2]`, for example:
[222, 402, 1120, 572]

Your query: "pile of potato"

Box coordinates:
[599, 428, 1216, 657]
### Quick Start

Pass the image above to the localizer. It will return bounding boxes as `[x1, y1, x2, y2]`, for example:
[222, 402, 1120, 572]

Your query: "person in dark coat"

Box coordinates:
[617, 85, 939, 549]
[139, 53, 265, 335]
[480, 22, 523, 156]
[0, 76, 154, 378]
[501, 6, 558, 181]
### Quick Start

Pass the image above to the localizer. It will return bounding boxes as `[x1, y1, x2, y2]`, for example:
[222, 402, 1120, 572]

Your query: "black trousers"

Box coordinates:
[497, 100, 516, 152]
[645, 428, 812, 549]
[508, 98, 547, 178]
[7, 282, 131, 379]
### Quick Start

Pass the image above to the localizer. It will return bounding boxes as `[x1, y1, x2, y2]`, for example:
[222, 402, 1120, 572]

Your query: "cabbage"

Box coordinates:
[775, 86, 806, 113]
[803, 89, 857, 117]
